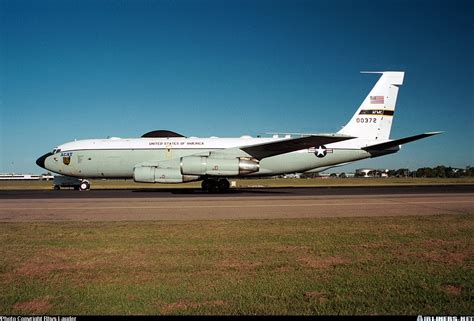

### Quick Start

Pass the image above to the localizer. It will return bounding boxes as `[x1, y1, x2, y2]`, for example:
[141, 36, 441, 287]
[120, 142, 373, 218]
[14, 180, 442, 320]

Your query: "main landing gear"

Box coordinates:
[201, 178, 231, 193]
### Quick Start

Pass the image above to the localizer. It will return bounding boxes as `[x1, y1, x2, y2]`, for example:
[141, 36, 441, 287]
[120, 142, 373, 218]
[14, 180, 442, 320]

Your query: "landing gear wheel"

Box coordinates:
[79, 181, 90, 191]
[218, 179, 230, 192]
[201, 179, 211, 192]
[53, 185, 60, 191]
[208, 180, 219, 193]
[201, 179, 218, 192]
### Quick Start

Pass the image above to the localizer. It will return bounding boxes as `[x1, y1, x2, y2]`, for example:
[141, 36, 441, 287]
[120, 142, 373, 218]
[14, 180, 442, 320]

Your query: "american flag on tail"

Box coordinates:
[370, 96, 384, 104]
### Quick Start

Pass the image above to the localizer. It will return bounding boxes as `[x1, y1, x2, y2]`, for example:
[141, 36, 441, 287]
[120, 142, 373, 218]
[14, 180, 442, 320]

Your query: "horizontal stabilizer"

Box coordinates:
[362, 132, 443, 151]
[241, 134, 354, 160]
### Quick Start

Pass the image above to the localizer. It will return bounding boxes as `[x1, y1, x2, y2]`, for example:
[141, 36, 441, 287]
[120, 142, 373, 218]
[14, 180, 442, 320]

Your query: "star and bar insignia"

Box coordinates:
[309, 146, 333, 158]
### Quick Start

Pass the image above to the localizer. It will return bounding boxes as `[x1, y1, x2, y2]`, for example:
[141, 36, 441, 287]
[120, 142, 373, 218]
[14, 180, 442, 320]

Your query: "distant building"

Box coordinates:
[355, 169, 390, 178]
[355, 169, 375, 177]
[282, 173, 302, 179]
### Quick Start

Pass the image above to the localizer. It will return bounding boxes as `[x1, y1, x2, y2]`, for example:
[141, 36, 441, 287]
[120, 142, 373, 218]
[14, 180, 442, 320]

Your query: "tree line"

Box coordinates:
[412, 166, 474, 178]
[355, 166, 474, 178]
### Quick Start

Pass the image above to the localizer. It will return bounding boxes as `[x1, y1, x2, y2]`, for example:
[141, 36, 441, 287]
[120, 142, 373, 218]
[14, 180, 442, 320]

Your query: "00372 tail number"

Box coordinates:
[356, 117, 377, 123]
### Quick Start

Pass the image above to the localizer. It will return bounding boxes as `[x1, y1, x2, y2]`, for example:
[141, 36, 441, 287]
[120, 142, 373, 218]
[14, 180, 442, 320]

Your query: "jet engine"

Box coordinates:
[134, 166, 199, 183]
[180, 156, 259, 176]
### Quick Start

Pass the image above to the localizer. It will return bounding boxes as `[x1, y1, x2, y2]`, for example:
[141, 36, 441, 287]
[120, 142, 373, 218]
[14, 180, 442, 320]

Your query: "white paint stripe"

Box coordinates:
[1, 200, 473, 210]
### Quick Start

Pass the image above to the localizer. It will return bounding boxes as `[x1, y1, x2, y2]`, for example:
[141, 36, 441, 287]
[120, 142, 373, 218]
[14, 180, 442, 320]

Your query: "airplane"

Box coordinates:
[36, 71, 441, 192]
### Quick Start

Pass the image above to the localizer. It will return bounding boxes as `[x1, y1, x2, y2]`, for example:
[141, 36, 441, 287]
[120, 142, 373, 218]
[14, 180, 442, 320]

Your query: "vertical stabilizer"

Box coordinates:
[338, 71, 404, 141]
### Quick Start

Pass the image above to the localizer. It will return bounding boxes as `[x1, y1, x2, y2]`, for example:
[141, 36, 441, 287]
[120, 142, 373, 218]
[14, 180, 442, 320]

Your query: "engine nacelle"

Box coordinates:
[180, 156, 259, 176]
[134, 166, 199, 183]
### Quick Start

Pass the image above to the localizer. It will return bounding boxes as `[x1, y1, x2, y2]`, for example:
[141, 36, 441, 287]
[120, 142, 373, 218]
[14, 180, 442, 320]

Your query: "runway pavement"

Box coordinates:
[1, 184, 473, 199]
[0, 185, 472, 221]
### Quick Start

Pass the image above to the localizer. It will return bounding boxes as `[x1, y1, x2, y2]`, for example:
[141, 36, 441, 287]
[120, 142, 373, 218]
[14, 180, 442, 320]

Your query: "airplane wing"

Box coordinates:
[362, 132, 443, 151]
[240, 134, 354, 160]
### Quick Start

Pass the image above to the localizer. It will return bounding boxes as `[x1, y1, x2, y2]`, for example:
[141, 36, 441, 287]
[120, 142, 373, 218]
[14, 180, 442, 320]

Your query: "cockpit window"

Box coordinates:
[52, 148, 61, 154]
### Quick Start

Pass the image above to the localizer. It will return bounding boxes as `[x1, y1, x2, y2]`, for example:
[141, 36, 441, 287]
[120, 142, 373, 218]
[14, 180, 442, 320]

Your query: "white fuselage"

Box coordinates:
[40, 136, 379, 179]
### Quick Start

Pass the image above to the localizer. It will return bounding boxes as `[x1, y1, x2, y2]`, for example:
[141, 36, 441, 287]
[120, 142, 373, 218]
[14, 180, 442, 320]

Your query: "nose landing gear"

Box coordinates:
[79, 181, 91, 191]
[52, 176, 91, 191]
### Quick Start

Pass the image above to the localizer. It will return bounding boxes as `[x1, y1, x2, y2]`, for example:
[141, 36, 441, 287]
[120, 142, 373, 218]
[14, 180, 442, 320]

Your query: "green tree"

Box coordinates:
[432, 166, 447, 178]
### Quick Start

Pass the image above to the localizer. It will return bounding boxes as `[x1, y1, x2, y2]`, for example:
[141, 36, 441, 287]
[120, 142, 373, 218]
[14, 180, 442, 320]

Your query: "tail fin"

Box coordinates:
[338, 71, 405, 141]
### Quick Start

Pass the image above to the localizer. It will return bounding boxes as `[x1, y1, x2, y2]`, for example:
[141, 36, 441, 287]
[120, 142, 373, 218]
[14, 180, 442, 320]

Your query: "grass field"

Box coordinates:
[1, 214, 472, 315]
[1, 177, 474, 190]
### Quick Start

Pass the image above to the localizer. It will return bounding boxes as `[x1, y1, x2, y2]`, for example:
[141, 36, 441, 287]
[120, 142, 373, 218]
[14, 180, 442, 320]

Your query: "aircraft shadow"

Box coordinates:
[131, 188, 286, 195]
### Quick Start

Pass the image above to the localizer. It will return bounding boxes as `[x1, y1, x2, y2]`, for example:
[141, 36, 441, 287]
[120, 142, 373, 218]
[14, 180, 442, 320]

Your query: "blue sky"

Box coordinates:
[1, 0, 472, 173]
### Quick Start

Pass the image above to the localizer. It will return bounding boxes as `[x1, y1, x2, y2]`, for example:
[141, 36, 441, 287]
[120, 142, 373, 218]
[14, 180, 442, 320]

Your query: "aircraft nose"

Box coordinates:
[36, 152, 53, 169]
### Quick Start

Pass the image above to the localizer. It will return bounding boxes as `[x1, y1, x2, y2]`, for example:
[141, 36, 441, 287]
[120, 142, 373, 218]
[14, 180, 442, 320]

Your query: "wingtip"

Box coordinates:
[425, 131, 444, 135]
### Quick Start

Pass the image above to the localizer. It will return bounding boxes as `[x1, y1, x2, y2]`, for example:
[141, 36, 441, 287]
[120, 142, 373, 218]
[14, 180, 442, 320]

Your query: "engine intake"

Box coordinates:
[180, 156, 259, 176]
